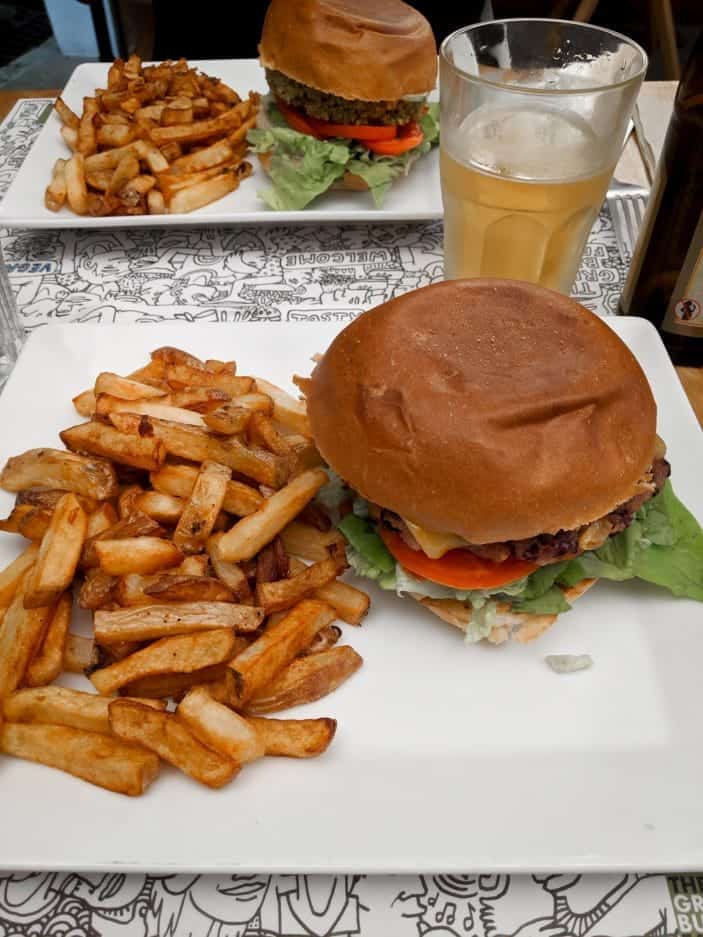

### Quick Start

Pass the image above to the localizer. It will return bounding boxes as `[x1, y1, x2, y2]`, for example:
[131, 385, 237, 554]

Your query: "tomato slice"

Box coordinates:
[306, 117, 397, 141]
[366, 131, 424, 156]
[379, 527, 538, 590]
[276, 100, 322, 137]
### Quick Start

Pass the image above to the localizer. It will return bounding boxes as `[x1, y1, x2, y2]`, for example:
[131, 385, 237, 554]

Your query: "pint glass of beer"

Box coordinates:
[440, 20, 646, 292]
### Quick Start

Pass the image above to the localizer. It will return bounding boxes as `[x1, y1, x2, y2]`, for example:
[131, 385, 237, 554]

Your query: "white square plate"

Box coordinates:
[0, 317, 701, 874]
[0, 61, 442, 229]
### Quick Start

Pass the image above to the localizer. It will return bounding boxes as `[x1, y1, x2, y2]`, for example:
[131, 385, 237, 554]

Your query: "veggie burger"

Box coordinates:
[304, 279, 703, 644]
[248, 0, 439, 210]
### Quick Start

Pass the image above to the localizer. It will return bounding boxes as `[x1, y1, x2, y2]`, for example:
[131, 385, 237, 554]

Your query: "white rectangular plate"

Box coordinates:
[0, 60, 442, 229]
[0, 317, 702, 874]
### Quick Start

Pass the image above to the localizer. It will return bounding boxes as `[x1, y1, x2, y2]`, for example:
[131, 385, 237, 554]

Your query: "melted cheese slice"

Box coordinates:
[402, 519, 469, 559]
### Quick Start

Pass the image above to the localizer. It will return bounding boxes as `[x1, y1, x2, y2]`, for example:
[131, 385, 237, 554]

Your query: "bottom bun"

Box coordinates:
[257, 152, 369, 191]
[413, 578, 597, 645]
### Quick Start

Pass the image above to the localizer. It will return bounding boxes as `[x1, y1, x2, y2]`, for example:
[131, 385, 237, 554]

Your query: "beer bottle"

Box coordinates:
[619, 30, 703, 365]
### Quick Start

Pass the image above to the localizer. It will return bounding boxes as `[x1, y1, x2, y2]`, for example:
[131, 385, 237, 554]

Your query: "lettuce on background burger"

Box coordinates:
[247, 0, 439, 209]
[304, 279, 703, 644]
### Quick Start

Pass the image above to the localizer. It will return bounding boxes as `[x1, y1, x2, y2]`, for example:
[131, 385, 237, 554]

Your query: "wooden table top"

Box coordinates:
[0, 85, 701, 428]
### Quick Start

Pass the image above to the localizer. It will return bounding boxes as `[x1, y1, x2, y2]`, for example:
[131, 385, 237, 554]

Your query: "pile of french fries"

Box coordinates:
[45, 55, 259, 216]
[0, 346, 368, 796]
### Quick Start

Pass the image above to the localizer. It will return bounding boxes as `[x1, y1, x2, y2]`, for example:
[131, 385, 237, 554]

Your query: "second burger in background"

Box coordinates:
[248, 0, 439, 210]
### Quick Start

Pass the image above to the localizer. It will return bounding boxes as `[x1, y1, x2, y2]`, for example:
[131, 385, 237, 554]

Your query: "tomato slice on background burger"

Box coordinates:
[306, 117, 397, 141]
[275, 100, 322, 137]
[379, 527, 538, 590]
[366, 123, 424, 156]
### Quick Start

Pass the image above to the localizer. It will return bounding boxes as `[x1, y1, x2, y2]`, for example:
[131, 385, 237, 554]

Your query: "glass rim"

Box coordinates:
[439, 18, 648, 96]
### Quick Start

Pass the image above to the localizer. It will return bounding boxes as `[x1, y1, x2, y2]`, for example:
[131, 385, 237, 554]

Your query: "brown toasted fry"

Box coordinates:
[60, 124, 78, 151]
[144, 574, 234, 603]
[65, 153, 89, 214]
[94, 537, 182, 576]
[24, 591, 72, 686]
[164, 363, 252, 397]
[247, 716, 336, 758]
[169, 138, 233, 174]
[135, 490, 184, 523]
[109, 700, 238, 788]
[23, 494, 87, 608]
[72, 389, 97, 416]
[289, 558, 369, 625]
[208, 534, 252, 601]
[120, 661, 235, 699]
[82, 511, 163, 567]
[77, 97, 99, 156]
[247, 412, 294, 457]
[149, 101, 249, 145]
[109, 413, 286, 488]
[91, 627, 238, 695]
[16, 488, 97, 514]
[94, 372, 167, 400]
[0, 448, 118, 500]
[226, 599, 335, 707]
[60, 421, 167, 471]
[54, 97, 79, 129]
[177, 687, 264, 763]
[0, 722, 160, 796]
[78, 568, 116, 610]
[246, 646, 363, 715]
[147, 189, 166, 214]
[302, 623, 342, 655]
[94, 601, 262, 645]
[254, 378, 311, 436]
[255, 556, 344, 614]
[279, 521, 346, 562]
[3, 686, 165, 734]
[150, 463, 263, 516]
[173, 460, 230, 554]
[162, 387, 231, 413]
[45, 158, 67, 211]
[63, 633, 99, 674]
[0, 543, 39, 606]
[95, 394, 209, 427]
[0, 584, 54, 699]
[0, 504, 42, 537]
[151, 346, 206, 370]
[216, 469, 328, 563]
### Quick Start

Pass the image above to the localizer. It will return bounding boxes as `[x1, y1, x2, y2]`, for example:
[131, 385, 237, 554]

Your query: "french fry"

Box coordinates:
[0, 448, 118, 500]
[72, 389, 97, 416]
[303, 623, 342, 655]
[151, 346, 206, 370]
[85, 143, 138, 172]
[173, 460, 230, 553]
[144, 574, 234, 603]
[161, 98, 193, 125]
[202, 400, 269, 435]
[0, 543, 39, 606]
[94, 537, 182, 575]
[110, 700, 240, 789]
[45, 158, 67, 211]
[149, 102, 249, 145]
[170, 138, 233, 174]
[164, 363, 252, 398]
[63, 633, 99, 673]
[95, 394, 209, 427]
[94, 372, 167, 400]
[150, 463, 263, 516]
[247, 716, 337, 758]
[95, 601, 262, 644]
[0, 722, 160, 796]
[23, 494, 87, 608]
[0, 504, 38, 536]
[177, 687, 264, 763]
[106, 152, 140, 196]
[208, 534, 252, 600]
[0, 585, 54, 699]
[289, 558, 369, 625]
[87, 502, 119, 537]
[216, 469, 328, 563]
[107, 59, 125, 90]
[132, 139, 170, 173]
[3, 686, 165, 734]
[91, 627, 238, 695]
[162, 387, 231, 413]
[179, 554, 210, 576]
[109, 413, 286, 487]
[65, 153, 89, 214]
[254, 378, 312, 436]
[77, 97, 99, 156]
[226, 599, 335, 706]
[60, 421, 167, 471]
[120, 661, 235, 699]
[24, 591, 72, 686]
[16, 488, 97, 514]
[78, 568, 116, 610]
[54, 97, 80, 129]
[167, 172, 240, 214]
[82, 512, 164, 567]
[255, 556, 343, 614]
[246, 646, 363, 715]
[96, 123, 135, 148]
[135, 490, 184, 523]
[147, 189, 166, 214]
[280, 521, 346, 562]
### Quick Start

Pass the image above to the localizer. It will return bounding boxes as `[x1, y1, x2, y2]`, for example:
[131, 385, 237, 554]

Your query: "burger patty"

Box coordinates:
[382, 458, 671, 567]
[265, 69, 425, 126]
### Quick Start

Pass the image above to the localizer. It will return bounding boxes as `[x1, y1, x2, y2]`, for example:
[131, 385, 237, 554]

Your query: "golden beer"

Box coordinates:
[441, 105, 615, 292]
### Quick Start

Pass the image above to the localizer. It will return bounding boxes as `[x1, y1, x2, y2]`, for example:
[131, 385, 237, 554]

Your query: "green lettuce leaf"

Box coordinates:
[247, 100, 440, 210]
[574, 481, 703, 600]
[338, 514, 394, 574]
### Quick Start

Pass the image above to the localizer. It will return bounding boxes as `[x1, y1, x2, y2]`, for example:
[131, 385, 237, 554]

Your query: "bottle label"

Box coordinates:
[662, 210, 703, 337]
